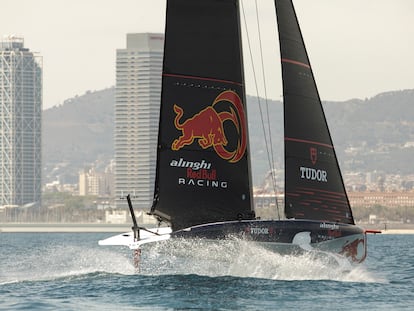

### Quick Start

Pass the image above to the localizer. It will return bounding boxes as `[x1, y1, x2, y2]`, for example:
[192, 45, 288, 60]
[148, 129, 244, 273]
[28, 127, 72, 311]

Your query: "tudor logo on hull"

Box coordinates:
[245, 226, 273, 235]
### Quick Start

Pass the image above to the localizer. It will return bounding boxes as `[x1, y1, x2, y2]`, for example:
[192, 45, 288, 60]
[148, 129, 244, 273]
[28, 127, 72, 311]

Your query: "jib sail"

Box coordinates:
[275, 0, 354, 224]
[150, 0, 254, 231]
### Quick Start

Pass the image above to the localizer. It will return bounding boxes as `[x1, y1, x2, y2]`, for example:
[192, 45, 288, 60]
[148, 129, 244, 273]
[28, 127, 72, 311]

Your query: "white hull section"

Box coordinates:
[98, 227, 172, 249]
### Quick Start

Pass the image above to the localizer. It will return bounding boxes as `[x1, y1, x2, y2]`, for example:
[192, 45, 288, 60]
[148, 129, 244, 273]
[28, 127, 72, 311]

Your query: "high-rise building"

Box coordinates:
[0, 36, 42, 208]
[115, 33, 164, 209]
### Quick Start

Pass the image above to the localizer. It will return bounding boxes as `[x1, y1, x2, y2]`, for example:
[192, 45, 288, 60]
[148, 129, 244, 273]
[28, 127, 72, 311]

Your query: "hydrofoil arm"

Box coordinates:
[98, 227, 172, 249]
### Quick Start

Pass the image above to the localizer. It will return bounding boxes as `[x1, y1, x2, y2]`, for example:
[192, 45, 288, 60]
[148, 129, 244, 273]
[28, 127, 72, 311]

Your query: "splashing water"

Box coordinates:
[1, 234, 382, 284]
[1, 234, 409, 311]
[138, 237, 381, 282]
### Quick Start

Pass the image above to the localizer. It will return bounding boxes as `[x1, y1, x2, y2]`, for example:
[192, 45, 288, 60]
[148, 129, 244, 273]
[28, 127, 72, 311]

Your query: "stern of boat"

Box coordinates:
[313, 230, 367, 263]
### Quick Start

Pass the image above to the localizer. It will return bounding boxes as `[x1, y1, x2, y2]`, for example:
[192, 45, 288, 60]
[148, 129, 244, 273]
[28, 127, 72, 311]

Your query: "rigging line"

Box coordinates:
[254, 0, 279, 219]
[240, 0, 280, 220]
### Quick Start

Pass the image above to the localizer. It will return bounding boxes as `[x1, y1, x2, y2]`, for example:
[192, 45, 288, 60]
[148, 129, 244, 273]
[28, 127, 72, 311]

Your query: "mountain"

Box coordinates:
[43, 88, 414, 185]
[247, 89, 414, 184]
[43, 88, 114, 183]
[324, 90, 414, 175]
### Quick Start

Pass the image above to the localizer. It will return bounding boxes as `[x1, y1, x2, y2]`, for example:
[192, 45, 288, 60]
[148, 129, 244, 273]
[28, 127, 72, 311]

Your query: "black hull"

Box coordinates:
[172, 220, 367, 263]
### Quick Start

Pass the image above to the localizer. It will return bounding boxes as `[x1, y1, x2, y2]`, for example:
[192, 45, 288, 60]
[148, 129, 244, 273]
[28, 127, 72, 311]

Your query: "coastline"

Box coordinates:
[380, 229, 414, 235]
[0, 223, 131, 233]
[361, 223, 414, 235]
[1, 222, 413, 234]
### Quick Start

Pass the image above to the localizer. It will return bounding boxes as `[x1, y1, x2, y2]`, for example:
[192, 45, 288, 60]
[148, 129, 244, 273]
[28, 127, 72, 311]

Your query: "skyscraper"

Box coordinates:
[115, 33, 164, 209]
[0, 36, 42, 208]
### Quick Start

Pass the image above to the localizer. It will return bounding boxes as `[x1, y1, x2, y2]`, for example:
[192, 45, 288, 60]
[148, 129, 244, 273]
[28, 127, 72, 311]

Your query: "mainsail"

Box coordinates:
[275, 0, 354, 224]
[150, 0, 254, 231]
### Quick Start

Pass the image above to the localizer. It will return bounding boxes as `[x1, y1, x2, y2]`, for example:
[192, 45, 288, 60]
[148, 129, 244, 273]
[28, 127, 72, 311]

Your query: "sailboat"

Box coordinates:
[100, 0, 373, 263]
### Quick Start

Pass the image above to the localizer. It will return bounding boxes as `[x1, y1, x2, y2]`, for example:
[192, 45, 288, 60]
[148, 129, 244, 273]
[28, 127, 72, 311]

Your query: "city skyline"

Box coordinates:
[1, 0, 413, 110]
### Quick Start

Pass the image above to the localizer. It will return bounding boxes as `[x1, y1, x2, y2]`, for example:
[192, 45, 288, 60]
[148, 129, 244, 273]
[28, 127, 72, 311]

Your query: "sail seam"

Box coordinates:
[298, 187, 347, 197]
[163, 73, 243, 86]
[285, 137, 333, 149]
[281, 58, 310, 69]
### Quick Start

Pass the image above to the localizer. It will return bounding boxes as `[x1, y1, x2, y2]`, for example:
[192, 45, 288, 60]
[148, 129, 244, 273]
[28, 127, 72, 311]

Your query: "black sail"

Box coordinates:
[150, 0, 253, 231]
[275, 0, 354, 224]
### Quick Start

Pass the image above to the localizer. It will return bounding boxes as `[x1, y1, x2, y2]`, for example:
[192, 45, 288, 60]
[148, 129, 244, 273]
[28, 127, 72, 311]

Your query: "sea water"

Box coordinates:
[0, 233, 412, 310]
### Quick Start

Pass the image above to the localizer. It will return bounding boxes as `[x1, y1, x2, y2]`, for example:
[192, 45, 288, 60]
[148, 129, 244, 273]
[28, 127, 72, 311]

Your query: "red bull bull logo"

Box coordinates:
[172, 90, 247, 163]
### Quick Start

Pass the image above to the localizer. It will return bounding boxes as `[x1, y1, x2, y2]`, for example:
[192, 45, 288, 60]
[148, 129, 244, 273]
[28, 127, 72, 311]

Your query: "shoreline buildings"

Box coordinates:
[114, 33, 164, 209]
[0, 36, 42, 208]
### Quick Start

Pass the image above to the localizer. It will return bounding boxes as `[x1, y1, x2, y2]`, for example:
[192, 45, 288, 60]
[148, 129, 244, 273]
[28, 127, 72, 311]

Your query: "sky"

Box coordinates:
[1, 0, 413, 109]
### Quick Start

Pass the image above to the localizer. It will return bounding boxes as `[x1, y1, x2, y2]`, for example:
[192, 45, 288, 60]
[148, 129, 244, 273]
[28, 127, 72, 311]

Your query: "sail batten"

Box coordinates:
[162, 73, 243, 87]
[284, 137, 333, 149]
[281, 58, 310, 69]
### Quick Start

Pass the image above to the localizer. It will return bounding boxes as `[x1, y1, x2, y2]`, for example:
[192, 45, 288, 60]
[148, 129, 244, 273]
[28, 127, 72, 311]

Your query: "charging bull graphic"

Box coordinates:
[172, 105, 228, 150]
[172, 90, 247, 163]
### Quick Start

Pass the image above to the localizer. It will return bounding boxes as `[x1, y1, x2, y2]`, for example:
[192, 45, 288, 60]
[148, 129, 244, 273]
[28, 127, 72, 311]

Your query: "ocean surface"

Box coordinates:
[0, 232, 413, 310]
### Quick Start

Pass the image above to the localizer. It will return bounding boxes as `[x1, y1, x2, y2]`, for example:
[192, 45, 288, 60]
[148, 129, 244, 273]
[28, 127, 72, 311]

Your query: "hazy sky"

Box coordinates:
[2, 0, 413, 109]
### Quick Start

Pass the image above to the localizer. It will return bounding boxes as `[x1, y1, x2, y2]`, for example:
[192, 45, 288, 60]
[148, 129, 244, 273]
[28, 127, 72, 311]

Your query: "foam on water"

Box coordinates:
[0, 244, 135, 285]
